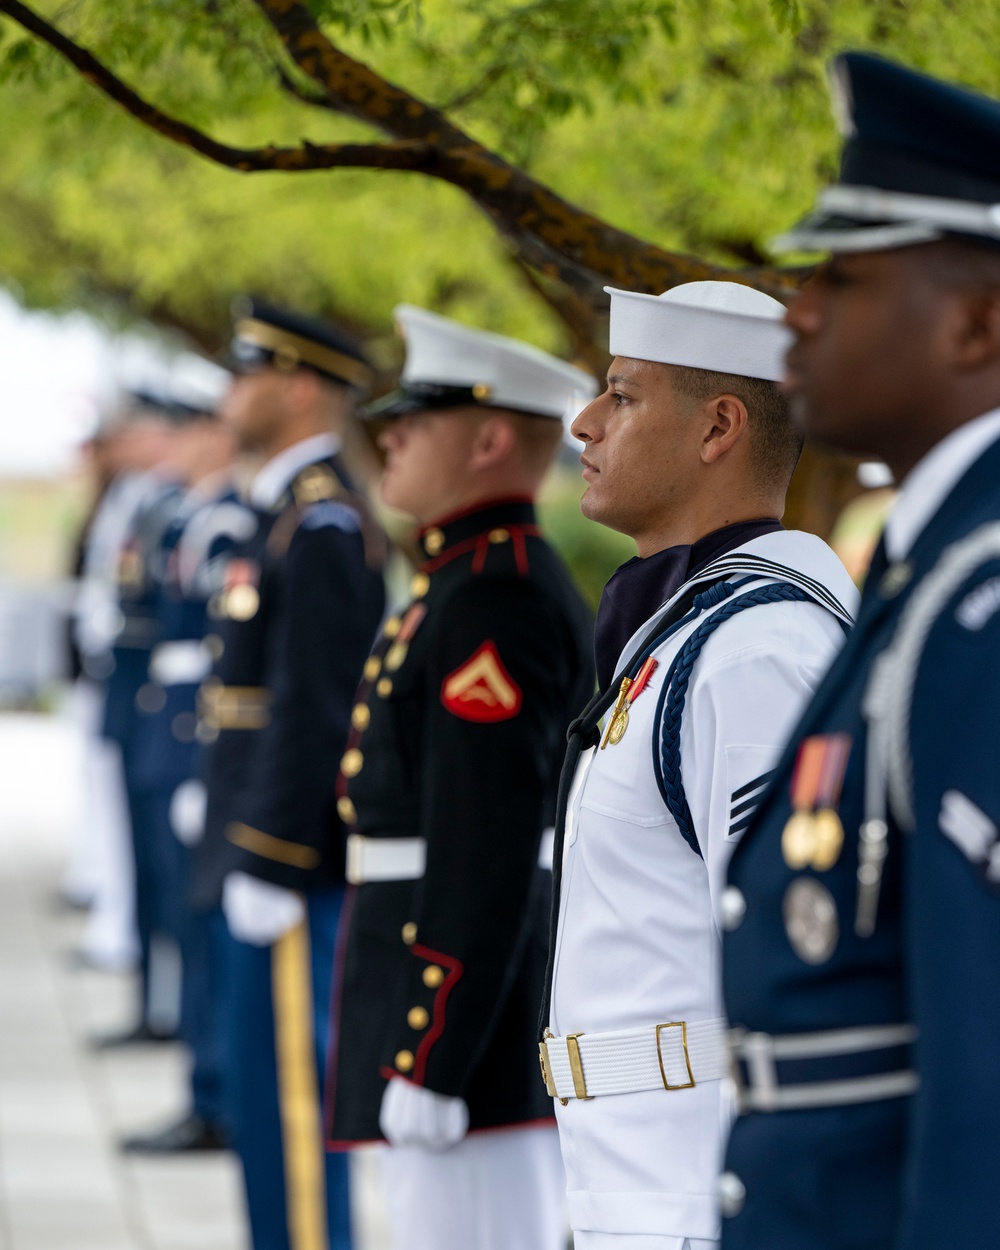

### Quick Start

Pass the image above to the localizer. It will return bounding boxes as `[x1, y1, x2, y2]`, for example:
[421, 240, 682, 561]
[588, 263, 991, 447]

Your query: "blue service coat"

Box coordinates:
[722, 433, 1000, 1249]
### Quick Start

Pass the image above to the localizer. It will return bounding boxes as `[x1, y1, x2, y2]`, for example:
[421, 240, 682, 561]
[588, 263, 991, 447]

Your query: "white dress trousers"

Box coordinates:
[378, 1123, 567, 1250]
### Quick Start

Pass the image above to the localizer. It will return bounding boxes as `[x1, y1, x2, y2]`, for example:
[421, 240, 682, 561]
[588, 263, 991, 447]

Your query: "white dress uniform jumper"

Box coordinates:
[543, 532, 858, 1246]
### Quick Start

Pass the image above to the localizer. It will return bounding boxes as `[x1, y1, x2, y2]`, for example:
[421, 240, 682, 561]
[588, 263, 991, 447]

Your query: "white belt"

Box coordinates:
[540, 1017, 729, 1102]
[346, 835, 426, 885]
[345, 828, 552, 885]
[149, 640, 212, 686]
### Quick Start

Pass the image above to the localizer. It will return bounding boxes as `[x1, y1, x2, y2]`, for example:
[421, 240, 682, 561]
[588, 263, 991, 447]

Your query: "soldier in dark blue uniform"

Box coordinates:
[721, 54, 1000, 1249]
[325, 305, 596, 1250]
[190, 299, 386, 1250]
[122, 401, 255, 1153]
[92, 390, 188, 1047]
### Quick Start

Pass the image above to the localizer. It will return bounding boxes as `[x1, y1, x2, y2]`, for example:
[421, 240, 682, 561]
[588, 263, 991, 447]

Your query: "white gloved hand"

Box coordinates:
[222, 871, 305, 946]
[378, 1076, 469, 1151]
[169, 779, 207, 846]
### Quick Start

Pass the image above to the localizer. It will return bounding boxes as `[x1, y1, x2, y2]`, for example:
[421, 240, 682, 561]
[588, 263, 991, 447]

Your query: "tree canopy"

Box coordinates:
[2, 0, 997, 358]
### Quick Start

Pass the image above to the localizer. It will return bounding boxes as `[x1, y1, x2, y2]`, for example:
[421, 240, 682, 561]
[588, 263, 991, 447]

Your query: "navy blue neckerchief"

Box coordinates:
[593, 519, 783, 691]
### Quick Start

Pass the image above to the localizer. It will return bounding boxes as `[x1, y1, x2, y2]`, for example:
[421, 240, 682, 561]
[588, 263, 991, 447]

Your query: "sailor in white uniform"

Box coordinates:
[539, 282, 860, 1249]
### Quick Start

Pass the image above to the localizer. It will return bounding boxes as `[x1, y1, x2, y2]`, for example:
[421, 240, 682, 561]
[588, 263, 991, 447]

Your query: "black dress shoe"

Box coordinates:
[89, 1021, 178, 1050]
[120, 1113, 229, 1154]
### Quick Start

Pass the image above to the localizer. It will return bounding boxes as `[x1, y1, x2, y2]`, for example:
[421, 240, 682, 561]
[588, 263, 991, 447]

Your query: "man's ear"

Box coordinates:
[700, 395, 749, 465]
[952, 290, 1000, 371]
[469, 414, 517, 471]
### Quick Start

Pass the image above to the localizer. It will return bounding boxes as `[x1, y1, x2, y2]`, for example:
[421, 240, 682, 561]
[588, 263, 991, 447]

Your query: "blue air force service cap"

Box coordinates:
[606, 281, 791, 382]
[228, 296, 372, 391]
[364, 304, 596, 421]
[773, 53, 1000, 254]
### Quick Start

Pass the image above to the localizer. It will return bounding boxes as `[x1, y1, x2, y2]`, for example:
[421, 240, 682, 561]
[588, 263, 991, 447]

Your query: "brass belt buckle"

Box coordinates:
[656, 1021, 696, 1091]
[539, 1030, 566, 1104]
[566, 1032, 594, 1100]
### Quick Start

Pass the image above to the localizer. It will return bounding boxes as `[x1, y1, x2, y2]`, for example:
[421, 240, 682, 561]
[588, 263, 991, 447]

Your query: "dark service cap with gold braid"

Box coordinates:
[229, 296, 373, 391]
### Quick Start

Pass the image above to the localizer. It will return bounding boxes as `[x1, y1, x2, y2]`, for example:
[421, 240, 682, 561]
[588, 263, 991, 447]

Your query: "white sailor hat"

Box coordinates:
[605, 281, 791, 383]
[365, 304, 596, 421]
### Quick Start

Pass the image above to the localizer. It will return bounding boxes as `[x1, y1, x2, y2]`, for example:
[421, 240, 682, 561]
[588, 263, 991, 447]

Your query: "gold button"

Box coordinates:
[364, 655, 381, 682]
[337, 796, 357, 824]
[401, 922, 418, 945]
[472, 382, 493, 400]
[376, 677, 393, 698]
[489, 528, 510, 543]
[383, 616, 402, 639]
[395, 1049, 415, 1073]
[384, 642, 408, 673]
[422, 965, 444, 988]
[410, 572, 431, 598]
[407, 1006, 430, 1030]
[340, 748, 364, 778]
[423, 528, 445, 556]
[351, 704, 371, 732]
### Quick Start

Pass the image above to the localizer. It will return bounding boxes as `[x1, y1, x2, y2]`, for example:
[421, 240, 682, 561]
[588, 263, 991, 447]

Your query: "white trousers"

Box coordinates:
[574, 1236, 717, 1250]
[378, 1123, 567, 1250]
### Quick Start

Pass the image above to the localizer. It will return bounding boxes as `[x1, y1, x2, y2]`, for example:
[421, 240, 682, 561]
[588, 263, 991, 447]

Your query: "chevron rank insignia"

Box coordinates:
[440, 640, 522, 723]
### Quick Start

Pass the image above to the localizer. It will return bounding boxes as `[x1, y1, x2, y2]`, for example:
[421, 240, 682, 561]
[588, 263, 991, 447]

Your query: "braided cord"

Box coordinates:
[655, 582, 817, 856]
[865, 522, 1000, 832]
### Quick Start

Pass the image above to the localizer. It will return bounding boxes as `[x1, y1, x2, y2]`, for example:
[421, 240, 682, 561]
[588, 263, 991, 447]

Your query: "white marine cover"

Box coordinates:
[394, 303, 596, 419]
[606, 280, 792, 381]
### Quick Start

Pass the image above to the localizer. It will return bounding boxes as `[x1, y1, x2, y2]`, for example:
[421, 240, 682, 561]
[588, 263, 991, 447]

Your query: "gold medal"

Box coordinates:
[811, 808, 845, 871]
[600, 676, 633, 750]
[606, 706, 629, 746]
[782, 810, 817, 869]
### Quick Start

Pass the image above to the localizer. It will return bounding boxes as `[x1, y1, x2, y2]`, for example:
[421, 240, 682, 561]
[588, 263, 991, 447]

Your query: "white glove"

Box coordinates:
[169, 779, 207, 846]
[378, 1076, 469, 1151]
[222, 871, 305, 946]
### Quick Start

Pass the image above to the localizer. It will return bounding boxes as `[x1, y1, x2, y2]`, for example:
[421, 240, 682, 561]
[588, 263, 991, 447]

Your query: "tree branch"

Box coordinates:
[0, 0, 803, 300]
[0, 0, 429, 172]
[251, 0, 801, 298]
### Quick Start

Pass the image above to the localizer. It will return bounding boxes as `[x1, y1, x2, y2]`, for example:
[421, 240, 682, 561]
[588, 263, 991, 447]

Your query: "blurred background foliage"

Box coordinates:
[0, 0, 990, 600]
[2, 0, 998, 352]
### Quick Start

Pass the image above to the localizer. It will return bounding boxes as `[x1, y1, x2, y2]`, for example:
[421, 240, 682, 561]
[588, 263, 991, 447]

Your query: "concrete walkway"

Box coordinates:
[0, 713, 389, 1250]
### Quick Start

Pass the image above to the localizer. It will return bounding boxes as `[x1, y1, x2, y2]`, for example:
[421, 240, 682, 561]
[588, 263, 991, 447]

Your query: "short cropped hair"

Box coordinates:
[666, 363, 803, 490]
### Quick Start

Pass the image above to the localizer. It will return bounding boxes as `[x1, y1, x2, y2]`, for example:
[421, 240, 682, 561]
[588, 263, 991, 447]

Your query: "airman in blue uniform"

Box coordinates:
[721, 53, 1000, 1249]
[91, 390, 188, 1047]
[123, 401, 255, 1152]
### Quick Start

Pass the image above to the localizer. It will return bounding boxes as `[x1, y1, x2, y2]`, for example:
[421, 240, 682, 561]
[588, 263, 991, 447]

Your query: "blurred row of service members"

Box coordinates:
[64, 47, 1000, 1250]
[68, 295, 596, 1250]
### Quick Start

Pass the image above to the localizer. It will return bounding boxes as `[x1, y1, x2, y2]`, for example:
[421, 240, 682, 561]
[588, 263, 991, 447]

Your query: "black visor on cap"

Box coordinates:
[361, 383, 484, 421]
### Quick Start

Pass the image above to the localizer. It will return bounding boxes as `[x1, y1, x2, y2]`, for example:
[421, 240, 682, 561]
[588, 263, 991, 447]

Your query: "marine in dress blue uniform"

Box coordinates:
[191, 300, 386, 1250]
[721, 54, 1000, 1250]
[326, 306, 596, 1250]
